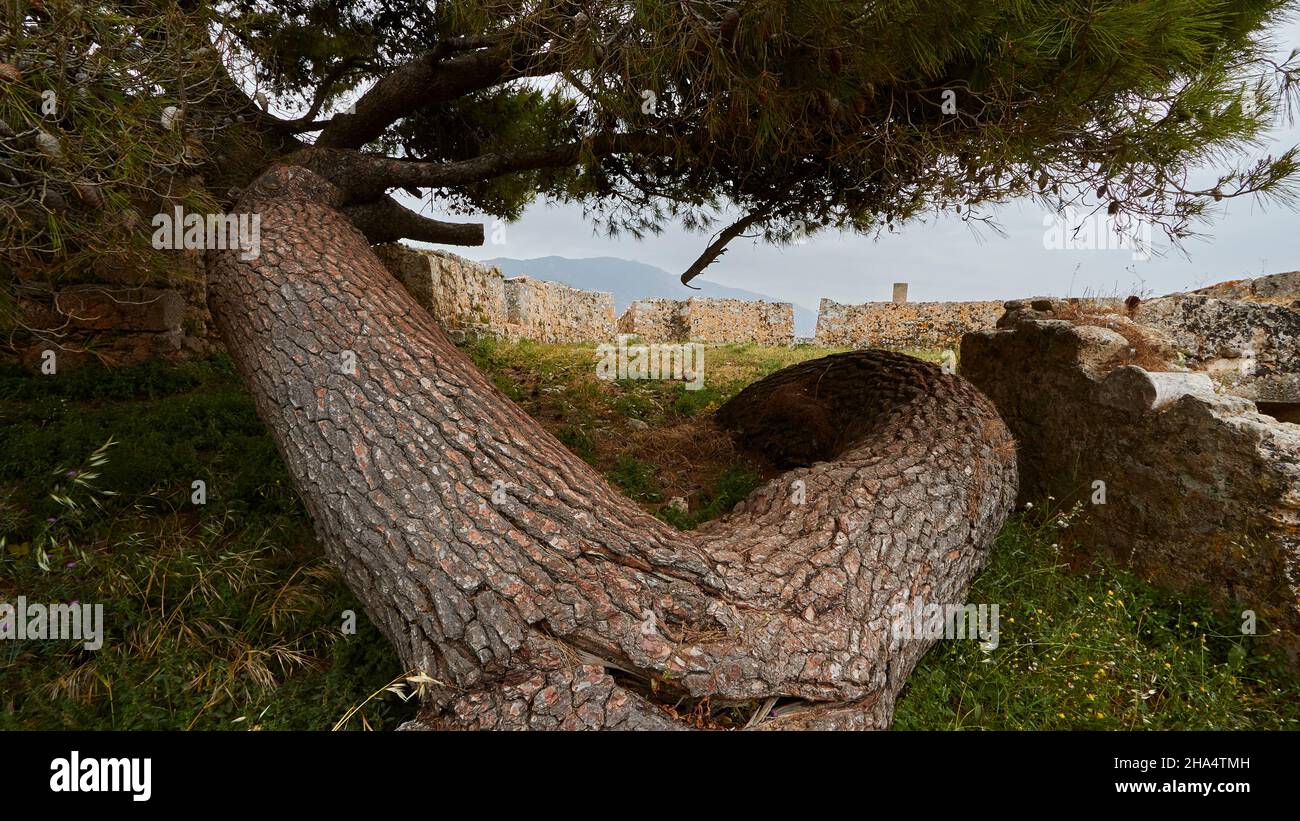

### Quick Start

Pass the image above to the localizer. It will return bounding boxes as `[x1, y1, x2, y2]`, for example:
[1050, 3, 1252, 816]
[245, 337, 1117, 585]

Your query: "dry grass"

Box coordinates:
[1049, 298, 1174, 371]
[622, 418, 771, 509]
[464, 339, 856, 525]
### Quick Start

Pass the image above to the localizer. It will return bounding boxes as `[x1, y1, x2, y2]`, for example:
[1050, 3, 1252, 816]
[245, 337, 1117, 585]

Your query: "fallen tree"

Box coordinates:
[7, 0, 1300, 728]
[208, 163, 1017, 728]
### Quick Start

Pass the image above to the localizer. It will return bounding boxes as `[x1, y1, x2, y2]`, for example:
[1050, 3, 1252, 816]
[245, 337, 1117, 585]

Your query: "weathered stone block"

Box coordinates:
[1135, 294, 1300, 402]
[1190, 270, 1300, 305]
[502, 276, 615, 343]
[374, 244, 508, 331]
[618, 297, 794, 345]
[816, 298, 1002, 349]
[961, 314, 1300, 663]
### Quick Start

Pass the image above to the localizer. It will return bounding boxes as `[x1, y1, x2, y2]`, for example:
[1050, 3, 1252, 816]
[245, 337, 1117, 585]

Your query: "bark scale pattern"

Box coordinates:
[207, 165, 1018, 730]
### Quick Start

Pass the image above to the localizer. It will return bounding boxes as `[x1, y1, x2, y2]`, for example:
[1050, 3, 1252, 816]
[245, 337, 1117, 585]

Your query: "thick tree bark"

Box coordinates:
[206, 164, 1018, 730]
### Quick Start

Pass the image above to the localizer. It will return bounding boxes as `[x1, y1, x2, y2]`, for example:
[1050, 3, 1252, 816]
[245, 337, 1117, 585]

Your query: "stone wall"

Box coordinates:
[11, 283, 200, 368]
[618, 297, 794, 345]
[683, 298, 793, 346]
[616, 299, 684, 342]
[374, 244, 508, 335]
[1136, 294, 1300, 403]
[503, 276, 616, 344]
[22, 238, 1291, 370]
[3, 179, 225, 368]
[1189, 270, 1300, 306]
[815, 298, 1002, 350]
[961, 306, 1300, 662]
[6, 249, 212, 368]
[375, 244, 615, 343]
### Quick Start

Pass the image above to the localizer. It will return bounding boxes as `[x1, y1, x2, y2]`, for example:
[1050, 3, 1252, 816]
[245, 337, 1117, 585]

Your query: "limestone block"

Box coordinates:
[961, 314, 1300, 664]
[815, 298, 1002, 349]
[619, 298, 793, 345]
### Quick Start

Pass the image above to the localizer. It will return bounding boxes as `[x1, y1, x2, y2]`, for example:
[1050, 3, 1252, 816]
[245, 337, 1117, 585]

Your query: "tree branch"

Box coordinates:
[295, 133, 680, 200]
[343, 196, 484, 246]
[679, 205, 774, 287]
[282, 60, 360, 133]
[315, 45, 568, 150]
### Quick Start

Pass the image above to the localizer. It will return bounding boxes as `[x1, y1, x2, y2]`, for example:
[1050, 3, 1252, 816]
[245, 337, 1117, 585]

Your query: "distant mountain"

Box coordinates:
[481, 255, 818, 337]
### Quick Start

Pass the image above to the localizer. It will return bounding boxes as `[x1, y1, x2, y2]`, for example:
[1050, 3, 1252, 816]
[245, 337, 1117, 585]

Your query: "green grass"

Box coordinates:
[893, 505, 1299, 730]
[657, 464, 761, 530]
[609, 455, 663, 502]
[1, 342, 1296, 730]
[0, 357, 415, 731]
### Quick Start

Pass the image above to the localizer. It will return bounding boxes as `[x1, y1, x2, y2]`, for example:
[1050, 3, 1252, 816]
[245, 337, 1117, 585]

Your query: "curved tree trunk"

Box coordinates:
[206, 164, 1018, 730]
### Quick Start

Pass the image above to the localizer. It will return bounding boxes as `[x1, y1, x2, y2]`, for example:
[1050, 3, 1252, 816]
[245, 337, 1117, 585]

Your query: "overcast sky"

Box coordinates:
[419, 20, 1300, 310]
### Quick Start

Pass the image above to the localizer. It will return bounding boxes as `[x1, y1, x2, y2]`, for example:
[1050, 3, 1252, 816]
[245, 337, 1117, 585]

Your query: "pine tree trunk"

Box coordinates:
[205, 164, 1018, 730]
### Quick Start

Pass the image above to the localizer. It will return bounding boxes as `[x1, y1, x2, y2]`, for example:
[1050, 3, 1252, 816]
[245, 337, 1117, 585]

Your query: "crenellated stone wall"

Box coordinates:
[617, 297, 794, 345]
[18, 237, 1290, 371]
[375, 244, 615, 343]
[502, 276, 616, 344]
[815, 298, 1003, 350]
[374, 244, 508, 334]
